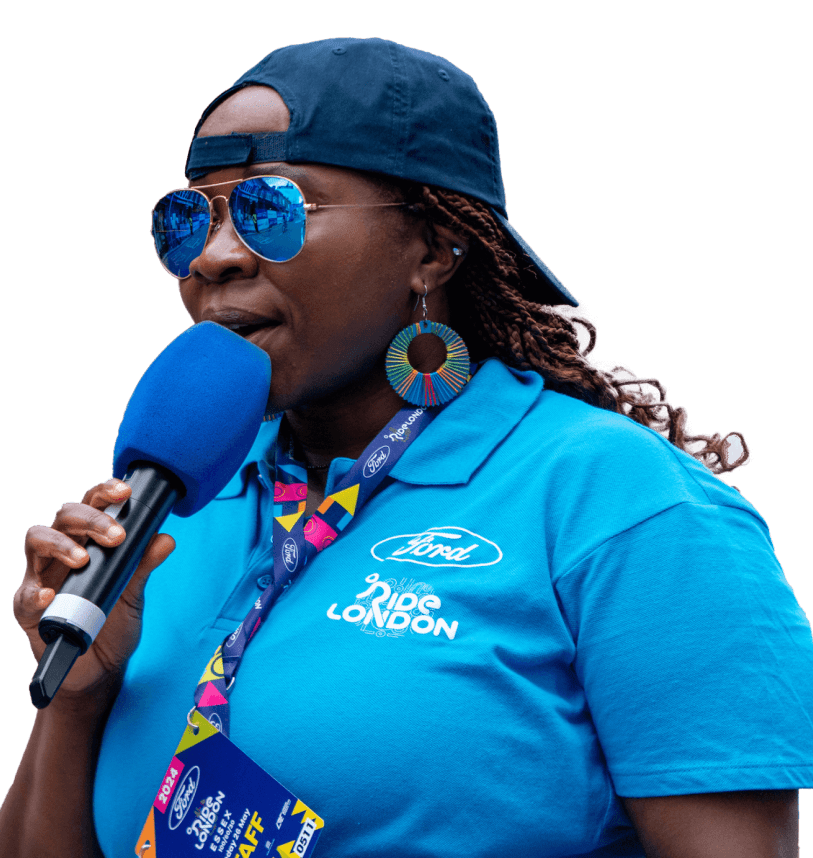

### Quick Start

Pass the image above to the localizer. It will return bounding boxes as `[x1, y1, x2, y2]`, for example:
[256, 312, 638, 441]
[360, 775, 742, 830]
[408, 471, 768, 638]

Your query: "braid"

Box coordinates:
[406, 184, 748, 474]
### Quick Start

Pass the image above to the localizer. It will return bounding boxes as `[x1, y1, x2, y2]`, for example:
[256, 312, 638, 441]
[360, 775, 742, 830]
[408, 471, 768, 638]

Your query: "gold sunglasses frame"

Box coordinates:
[152, 175, 405, 279]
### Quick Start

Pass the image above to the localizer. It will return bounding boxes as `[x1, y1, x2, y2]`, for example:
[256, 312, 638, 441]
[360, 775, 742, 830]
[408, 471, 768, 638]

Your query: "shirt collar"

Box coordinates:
[215, 358, 544, 498]
[216, 418, 281, 499]
[389, 358, 544, 485]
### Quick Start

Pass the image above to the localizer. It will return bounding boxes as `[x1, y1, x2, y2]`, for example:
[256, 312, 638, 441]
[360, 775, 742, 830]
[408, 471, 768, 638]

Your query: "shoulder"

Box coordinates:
[514, 378, 755, 511]
[499, 372, 769, 574]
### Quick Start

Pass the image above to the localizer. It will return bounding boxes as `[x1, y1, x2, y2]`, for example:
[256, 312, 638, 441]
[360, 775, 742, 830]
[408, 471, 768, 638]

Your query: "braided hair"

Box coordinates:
[406, 184, 748, 475]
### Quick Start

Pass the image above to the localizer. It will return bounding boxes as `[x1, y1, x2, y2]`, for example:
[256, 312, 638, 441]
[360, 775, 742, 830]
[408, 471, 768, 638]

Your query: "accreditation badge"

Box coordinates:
[135, 711, 323, 857]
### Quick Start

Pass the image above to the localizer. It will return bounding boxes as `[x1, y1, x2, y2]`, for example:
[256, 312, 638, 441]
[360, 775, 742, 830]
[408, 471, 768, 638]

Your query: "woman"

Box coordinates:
[3, 37, 812, 857]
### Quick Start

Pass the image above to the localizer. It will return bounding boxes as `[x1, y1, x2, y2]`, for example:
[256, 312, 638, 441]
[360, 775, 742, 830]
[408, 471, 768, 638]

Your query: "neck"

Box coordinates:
[284, 371, 406, 468]
[281, 325, 451, 471]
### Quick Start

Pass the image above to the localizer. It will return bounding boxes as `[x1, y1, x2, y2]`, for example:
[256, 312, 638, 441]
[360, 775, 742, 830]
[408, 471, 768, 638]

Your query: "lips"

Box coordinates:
[202, 309, 282, 341]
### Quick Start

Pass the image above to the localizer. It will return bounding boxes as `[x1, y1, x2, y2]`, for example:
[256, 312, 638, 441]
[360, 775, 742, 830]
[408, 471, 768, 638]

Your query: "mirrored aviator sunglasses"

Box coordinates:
[151, 175, 405, 278]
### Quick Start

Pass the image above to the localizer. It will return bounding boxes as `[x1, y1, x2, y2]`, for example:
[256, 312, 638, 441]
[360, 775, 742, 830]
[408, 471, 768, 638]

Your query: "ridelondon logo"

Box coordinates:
[382, 408, 425, 442]
[371, 526, 503, 568]
[327, 573, 459, 640]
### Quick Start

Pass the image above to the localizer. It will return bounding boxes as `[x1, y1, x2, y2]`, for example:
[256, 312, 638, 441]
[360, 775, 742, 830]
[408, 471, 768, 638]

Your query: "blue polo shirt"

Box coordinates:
[94, 359, 813, 857]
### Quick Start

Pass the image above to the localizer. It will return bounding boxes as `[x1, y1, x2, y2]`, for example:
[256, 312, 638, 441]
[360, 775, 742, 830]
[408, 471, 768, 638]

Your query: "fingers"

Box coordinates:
[81, 478, 131, 509]
[25, 502, 126, 590]
[19, 478, 134, 627]
[51, 503, 127, 548]
[16, 524, 90, 634]
[37, 479, 132, 564]
[16, 477, 177, 688]
[24, 525, 90, 572]
[14, 577, 56, 635]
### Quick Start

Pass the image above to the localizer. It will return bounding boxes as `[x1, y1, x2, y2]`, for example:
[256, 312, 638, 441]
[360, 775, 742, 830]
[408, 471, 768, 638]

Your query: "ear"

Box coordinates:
[410, 223, 468, 298]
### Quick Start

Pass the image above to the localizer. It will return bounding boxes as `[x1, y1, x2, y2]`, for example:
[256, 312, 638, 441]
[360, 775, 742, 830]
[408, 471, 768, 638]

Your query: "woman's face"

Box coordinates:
[179, 86, 437, 415]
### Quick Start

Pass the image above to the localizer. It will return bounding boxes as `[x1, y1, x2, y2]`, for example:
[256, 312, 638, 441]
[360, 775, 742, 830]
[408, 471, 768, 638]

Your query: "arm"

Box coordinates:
[623, 791, 798, 858]
[0, 680, 118, 858]
[0, 479, 174, 858]
[552, 500, 812, 855]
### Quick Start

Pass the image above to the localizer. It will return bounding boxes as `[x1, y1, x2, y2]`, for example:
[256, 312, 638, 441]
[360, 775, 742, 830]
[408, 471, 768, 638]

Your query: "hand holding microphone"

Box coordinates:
[16, 322, 271, 708]
[17, 479, 176, 705]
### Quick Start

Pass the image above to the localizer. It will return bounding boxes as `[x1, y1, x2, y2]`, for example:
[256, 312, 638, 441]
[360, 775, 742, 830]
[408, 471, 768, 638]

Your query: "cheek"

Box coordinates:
[299, 221, 410, 327]
[178, 281, 196, 318]
[283, 264, 408, 391]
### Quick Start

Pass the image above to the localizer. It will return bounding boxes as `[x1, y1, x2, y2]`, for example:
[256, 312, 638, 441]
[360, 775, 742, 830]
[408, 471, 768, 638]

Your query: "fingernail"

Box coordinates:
[71, 547, 87, 561]
[108, 525, 125, 538]
[112, 482, 128, 494]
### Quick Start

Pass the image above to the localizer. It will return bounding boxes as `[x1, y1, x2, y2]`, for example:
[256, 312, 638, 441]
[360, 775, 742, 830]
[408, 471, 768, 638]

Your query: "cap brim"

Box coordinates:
[491, 210, 577, 307]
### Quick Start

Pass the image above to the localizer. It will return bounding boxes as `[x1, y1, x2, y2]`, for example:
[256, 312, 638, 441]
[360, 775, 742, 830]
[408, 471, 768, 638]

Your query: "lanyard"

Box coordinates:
[193, 404, 437, 736]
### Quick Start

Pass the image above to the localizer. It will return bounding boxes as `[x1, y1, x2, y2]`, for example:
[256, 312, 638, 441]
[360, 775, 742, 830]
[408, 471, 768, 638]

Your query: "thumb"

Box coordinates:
[120, 533, 176, 612]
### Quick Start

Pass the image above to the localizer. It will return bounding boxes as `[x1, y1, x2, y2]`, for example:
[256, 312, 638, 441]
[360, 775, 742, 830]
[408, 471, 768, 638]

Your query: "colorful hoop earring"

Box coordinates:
[385, 294, 471, 407]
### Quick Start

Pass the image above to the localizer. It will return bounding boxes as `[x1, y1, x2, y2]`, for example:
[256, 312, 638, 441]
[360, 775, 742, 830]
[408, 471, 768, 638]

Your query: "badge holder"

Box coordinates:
[135, 710, 323, 857]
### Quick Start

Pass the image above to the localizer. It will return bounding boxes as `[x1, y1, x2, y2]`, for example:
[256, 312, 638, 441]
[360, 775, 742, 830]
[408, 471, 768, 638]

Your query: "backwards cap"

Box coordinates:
[186, 37, 577, 307]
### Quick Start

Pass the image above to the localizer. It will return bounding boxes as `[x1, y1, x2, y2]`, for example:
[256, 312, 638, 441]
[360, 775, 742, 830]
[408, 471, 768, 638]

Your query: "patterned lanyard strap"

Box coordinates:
[193, 404, 437, 736]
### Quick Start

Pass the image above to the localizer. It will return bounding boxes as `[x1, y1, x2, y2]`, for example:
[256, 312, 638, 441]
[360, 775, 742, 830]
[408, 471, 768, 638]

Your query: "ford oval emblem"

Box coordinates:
[282, 537, 299, 573]
[225, 622, 243, 649]
[168, 765, 200, 830]
[363, 445, 391, 478]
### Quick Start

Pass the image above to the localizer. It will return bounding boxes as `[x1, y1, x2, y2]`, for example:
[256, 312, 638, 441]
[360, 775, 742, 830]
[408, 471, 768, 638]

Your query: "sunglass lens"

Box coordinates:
[230, 177, 306, 262]
[152, 189, 211, 278]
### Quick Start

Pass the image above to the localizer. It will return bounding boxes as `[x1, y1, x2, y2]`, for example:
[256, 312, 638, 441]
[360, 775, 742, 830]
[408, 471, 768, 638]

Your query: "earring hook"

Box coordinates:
[412, 283, 429, 319]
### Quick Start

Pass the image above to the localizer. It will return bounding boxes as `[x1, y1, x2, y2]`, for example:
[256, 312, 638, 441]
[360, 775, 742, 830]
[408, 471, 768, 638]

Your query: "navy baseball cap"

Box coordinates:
[186, 37, 577, 307]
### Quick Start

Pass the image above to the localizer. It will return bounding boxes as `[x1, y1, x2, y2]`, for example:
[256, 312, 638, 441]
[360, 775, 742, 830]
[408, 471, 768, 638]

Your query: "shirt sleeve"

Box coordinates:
[553, 500, 813, 796]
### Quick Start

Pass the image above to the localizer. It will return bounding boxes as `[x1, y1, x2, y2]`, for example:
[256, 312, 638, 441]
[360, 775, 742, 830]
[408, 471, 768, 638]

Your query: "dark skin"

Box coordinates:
[182, 87, 464, 512]
[1, 86, 799, 857]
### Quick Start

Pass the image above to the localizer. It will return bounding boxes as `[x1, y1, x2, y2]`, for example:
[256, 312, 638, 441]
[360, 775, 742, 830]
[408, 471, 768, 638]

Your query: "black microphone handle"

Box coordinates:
[30, 463, 181, 709]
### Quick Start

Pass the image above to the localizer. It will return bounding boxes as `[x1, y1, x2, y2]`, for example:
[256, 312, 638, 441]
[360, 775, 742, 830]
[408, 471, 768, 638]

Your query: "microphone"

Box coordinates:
[29, 322, 271, 709]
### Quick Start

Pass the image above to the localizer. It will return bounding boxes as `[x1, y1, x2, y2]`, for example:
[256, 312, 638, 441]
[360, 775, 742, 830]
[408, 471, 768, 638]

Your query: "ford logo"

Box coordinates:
[282, 538, 298, 573]
[225, 622, 243, 649]
[363, 446, 391, 478]
[168, 765, 200, 830]
[371, 527, 503, 568]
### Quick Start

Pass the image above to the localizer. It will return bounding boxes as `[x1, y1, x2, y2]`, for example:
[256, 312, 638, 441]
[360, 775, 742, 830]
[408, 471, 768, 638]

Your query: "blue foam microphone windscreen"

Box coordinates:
[112, 322, 272, 517]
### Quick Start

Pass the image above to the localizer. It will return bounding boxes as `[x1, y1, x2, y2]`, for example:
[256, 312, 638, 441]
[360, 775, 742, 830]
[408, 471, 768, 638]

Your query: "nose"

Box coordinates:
[187, 195, 259, 283]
